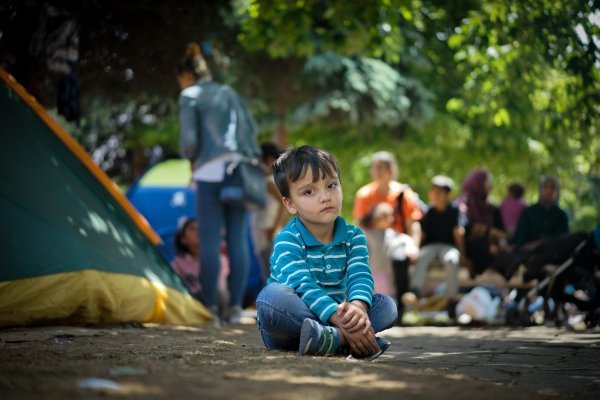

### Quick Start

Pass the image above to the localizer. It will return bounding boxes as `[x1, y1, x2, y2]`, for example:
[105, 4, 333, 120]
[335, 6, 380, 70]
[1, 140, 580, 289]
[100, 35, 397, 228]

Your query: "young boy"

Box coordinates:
[411, 176, 466, 312]
[256, 146, 398, 360]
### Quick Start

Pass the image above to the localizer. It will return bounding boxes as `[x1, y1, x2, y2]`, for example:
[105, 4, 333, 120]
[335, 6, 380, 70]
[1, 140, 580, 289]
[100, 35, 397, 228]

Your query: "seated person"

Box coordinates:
[514, 175, 569, 249]
[360, 202, 419, 299]
[411, 176, 466, 305]
[171, 217, 229, 314]
[456, 168, 507, 277]
[500, 182, 526, 240]
[171, 217, 203, 300]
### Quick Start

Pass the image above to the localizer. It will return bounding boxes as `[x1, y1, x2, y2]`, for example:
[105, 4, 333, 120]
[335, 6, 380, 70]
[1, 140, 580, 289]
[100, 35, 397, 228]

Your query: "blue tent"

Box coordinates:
[126, 159, 264, 304]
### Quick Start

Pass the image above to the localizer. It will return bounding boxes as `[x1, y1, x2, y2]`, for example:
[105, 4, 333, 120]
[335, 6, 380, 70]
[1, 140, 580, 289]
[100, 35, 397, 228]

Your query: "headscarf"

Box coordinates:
[456, 168, 495, 228]
[539, 175, 560, 208]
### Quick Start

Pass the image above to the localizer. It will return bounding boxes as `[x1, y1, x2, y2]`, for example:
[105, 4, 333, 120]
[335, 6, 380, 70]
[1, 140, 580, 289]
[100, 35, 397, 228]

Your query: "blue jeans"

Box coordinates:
[256, 283, 398, 351]
[196, 180, 249, 308]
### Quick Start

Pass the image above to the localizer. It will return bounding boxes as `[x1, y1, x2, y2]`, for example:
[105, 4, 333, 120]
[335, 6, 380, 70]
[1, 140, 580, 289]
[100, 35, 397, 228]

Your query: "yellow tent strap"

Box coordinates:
[0, 68, 161, 245]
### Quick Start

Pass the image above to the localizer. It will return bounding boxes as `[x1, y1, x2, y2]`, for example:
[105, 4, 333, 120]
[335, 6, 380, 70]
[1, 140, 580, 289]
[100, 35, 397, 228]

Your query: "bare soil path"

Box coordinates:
[1, 323, 598, 399]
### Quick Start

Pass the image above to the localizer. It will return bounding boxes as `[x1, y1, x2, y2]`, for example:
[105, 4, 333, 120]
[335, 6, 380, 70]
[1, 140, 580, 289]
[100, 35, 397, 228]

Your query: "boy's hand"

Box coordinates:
[337, 300, 371, 335]
[328, 309, 380, 357]
[341, 326, 380, 357]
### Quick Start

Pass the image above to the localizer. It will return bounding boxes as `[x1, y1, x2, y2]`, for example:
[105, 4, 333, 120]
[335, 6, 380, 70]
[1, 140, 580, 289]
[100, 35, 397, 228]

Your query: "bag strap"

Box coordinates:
[225, 154, 261, 175]
[395, 184, 410, 232]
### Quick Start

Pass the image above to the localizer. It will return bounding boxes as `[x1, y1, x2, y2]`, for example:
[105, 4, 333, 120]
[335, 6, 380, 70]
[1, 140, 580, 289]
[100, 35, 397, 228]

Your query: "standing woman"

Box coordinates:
[352, 151, 422, 320]
[177, 43, 261, 323]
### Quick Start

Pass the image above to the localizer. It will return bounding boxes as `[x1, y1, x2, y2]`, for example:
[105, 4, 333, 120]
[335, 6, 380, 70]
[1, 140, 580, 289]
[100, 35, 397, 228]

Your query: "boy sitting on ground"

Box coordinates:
[256, 146, 398, 360]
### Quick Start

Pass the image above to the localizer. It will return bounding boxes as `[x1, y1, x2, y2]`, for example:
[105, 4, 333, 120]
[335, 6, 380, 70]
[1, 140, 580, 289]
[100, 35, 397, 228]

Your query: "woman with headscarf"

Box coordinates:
[455, 168, 506, 277]
[513, 175, 569, 249]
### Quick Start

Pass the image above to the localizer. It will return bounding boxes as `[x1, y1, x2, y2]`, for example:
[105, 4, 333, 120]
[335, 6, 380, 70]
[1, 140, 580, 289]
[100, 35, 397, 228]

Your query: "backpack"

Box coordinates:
[395, 185, 427, 232]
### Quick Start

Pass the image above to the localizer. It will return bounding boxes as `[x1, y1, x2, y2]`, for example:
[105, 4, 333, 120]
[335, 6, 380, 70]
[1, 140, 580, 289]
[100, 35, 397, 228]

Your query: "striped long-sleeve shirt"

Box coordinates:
[268, 216, 374, 324]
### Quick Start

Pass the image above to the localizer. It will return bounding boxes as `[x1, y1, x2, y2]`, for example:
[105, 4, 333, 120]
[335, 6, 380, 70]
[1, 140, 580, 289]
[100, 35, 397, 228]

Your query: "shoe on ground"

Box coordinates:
[349, 337, 391, 361]
[298, 318, 340, 356]
[224, 305, 243, 325]
[207, 305, 222, 328]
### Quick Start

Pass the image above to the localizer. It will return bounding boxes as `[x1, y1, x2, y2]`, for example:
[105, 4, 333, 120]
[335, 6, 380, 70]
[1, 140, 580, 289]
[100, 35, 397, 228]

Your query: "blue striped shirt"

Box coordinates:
[268, 216, 374, 323]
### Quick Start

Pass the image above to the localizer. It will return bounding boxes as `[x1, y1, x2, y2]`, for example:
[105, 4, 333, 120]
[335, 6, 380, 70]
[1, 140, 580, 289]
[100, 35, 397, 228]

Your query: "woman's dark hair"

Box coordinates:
[174, 217, 196, 255]
[176, 42, 211, 80]
[273, 145, 341, 198]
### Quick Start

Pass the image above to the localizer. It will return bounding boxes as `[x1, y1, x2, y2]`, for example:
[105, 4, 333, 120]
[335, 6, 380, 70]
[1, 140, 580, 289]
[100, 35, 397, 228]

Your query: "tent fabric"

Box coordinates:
[0, 270, 205, 326]
[0, 69, 211, 326]
[138, 158, 192, 187]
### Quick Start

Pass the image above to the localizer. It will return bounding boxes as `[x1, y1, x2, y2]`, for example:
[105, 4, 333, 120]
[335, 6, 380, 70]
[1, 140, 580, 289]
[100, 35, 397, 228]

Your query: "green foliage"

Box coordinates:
[233, 0, 599, 229]
[54, 97, 179, 183]
[291, 52, 432, 130]
[233, 0, 410, 62]
[12, 1, 596, 228]
[444, 0, 599, 176]
[291, 113, 598, 230]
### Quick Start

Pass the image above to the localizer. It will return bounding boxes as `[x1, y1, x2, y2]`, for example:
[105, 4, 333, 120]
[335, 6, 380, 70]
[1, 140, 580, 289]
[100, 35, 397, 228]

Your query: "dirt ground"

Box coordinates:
[1, 320, 599, 400]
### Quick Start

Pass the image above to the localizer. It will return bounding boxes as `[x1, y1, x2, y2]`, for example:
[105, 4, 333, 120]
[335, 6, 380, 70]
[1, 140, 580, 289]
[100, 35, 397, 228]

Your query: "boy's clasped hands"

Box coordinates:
[331, 300, 380, 357]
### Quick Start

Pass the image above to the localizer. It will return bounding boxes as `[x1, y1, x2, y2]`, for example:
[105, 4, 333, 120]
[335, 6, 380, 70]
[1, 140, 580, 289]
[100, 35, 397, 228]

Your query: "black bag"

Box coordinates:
[219, 160, 266, 209]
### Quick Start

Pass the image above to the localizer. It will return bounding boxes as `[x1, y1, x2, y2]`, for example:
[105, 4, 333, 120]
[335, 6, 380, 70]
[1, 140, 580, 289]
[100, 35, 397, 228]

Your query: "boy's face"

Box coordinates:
[282, 167, 343, 230]
[429, 186, 450, 209]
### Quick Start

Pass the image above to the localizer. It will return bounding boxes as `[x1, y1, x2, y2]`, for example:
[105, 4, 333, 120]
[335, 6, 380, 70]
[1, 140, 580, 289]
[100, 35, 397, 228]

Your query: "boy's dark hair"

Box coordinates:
[273, 145, 341, 198]
[508, 182, 525, 199]
[260, 142, 282, 162]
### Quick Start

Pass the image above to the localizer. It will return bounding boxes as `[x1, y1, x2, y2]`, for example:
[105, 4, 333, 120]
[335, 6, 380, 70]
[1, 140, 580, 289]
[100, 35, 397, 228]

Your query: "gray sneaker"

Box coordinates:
[299, 318, 340, 356]
[224, 305, 243, 325]
[207, 305, 222, 328]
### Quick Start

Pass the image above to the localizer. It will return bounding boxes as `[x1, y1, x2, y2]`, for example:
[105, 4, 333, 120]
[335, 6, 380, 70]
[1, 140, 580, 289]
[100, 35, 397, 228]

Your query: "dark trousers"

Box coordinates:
[392, 259, 410, 323]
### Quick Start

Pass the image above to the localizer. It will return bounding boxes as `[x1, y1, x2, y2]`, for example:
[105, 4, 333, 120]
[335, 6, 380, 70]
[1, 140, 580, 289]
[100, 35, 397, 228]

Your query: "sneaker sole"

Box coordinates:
[299, 319, 316, 355]
[302, 337, 313, 355]
[349, 339, 390, 361]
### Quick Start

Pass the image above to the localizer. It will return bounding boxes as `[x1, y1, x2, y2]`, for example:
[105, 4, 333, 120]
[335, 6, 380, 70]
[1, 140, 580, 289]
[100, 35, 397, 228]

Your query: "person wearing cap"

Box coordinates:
[410, 175, 467, 315]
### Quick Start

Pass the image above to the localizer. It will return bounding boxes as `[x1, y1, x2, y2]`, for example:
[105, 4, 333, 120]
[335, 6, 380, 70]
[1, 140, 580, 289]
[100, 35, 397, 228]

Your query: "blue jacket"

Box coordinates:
[179, 80, 260, 168]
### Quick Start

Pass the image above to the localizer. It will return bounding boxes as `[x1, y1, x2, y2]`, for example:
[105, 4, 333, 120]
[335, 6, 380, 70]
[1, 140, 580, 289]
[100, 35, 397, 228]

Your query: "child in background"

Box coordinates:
[256, 146, 397, 360]
[411, 176, 465, 315]
[360, 202, 419, 299]
[500, 183, 526, 240]
[171, 217, 230, 316]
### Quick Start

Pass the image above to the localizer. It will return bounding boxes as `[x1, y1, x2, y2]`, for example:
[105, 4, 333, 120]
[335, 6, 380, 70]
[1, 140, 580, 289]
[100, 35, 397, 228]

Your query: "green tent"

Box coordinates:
[0, 69, 210, 326]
